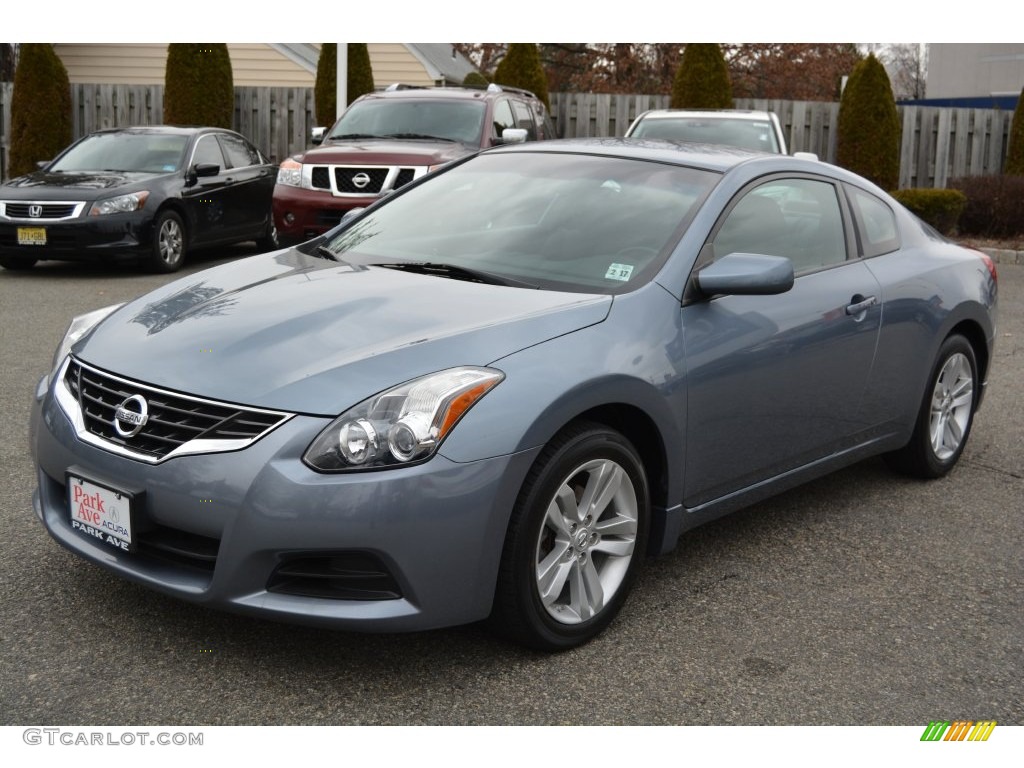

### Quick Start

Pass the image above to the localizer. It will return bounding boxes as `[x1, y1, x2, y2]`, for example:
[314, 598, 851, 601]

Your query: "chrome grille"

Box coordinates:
[59, 358, 293, 463]
[1, 201, 85, 220]
[304, 165, 425, 196]
[334, 168, 388, 194]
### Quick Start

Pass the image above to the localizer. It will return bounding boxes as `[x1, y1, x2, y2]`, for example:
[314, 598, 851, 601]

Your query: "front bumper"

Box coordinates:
[0, 212, 152, 261]
[31, 378, 539, 632]
[272, 185, 378, 244]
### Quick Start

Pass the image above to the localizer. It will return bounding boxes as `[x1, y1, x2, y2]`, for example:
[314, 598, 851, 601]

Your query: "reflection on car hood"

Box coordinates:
[3, 170, 159, 195]
[76, 249, 611, 415]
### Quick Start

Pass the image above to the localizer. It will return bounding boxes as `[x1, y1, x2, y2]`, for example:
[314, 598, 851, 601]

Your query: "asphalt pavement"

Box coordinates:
[1, 249, 1021, 726]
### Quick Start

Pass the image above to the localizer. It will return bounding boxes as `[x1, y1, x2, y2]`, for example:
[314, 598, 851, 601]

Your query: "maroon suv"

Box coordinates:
[273, 83, 556, 244]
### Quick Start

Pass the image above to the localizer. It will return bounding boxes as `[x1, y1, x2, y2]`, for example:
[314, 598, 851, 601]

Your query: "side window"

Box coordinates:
[510, 100, 537, 140]
[491, 100, 516, 140]
[191, 135, 225, 170]
[218, 133, 261, 169]
[846, 186, 900, 257]
[712, 178, 848, 274]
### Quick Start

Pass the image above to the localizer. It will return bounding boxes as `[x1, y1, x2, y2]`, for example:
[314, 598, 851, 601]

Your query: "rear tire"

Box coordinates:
[146, 211, 186, 273]
[489, 422, 649, 650]
[885, 334, 977, 478]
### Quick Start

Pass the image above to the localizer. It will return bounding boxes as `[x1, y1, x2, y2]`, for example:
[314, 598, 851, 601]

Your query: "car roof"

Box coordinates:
[487, 137, 771, 173]
[87, 126, 234, 137]
[356, 83, 541, 104]
[635, 109, 776, 121]
[487, 137, 887, 195]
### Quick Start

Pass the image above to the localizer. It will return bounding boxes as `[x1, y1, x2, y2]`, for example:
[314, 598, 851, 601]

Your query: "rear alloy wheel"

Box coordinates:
[147, 211, 186, 273]
[0, 255, 37, 270]
[490, 422, 649, 650]
[885, 334, 978, 478]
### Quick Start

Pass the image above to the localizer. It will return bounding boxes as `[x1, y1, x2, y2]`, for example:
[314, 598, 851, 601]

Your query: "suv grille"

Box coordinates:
[306, 165, 424, 196]
[60, 358, 293, 463]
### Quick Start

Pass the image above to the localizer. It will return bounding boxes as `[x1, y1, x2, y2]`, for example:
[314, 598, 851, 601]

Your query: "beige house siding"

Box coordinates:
[54, 44, 167, 85]
[53, 44, 316, 87]
[927, 43, 1024, 99]
[367, 43, 433, 88]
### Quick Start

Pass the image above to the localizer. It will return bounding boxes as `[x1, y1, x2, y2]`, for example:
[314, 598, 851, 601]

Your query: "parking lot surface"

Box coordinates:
[1, 250, 1021, 725]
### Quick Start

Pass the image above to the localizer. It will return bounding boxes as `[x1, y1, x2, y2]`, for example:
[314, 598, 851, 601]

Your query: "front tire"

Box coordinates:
[489, 422, 649, 650]
[885, 334, 978, 478]
[146, 210, 186, 273]
[256, 216, 280, 252]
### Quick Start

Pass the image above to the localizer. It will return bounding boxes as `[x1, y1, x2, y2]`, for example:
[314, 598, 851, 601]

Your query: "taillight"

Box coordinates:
[977, 252, 998, 285]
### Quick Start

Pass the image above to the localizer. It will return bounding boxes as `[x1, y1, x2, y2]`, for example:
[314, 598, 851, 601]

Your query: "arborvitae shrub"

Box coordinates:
[8, 44, 72, 177]
[462, 71, 489, 88]
[315, 43, 375, 127]
[890, 189, 967, 235]
[836, 53, 900, 191]
[670, 44, 732, 109]
[1005, 87, 1024, 175]
[493, 44, 550, 109]
[949, 175, 1024, 238]
[163, 44, 234, 128]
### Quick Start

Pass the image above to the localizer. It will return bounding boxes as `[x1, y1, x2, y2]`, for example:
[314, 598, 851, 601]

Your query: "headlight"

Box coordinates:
[88, 191, 149, 216]
[277, 158, 304, 187]
[50, 303, 124, 382]
[304, 367, 504, 471]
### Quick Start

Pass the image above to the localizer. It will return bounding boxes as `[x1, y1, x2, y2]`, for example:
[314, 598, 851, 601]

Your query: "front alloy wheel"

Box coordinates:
[146, 211, 186, 273]
[490, 422, 649, 650]
[534, 458, 639, 624]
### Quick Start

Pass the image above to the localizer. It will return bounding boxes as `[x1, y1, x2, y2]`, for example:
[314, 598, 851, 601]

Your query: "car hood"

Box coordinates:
[297, 139, 475, 167]
[75, 249, 611, 415]
[3, 170, 160, 196]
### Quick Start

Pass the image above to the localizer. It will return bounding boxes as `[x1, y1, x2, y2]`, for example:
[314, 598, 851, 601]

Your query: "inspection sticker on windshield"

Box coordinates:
[605, 263, 634, 281]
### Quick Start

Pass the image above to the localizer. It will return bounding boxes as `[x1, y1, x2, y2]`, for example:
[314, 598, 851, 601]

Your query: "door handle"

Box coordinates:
[845, 295, 878, 315]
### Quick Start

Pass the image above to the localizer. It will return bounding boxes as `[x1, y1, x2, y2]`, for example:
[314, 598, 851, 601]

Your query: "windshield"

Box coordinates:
[328, 99, 486, 145]
[631, 117, 781, 153]
[51, 133, 189, 173]
[319, 152, 719, 294]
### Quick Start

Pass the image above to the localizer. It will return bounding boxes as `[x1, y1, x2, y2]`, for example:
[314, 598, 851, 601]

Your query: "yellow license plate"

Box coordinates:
[17, 227, 47, 246]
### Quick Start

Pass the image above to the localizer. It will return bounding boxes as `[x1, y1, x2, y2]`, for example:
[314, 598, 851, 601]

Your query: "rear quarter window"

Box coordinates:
[846, 185, 900, 257]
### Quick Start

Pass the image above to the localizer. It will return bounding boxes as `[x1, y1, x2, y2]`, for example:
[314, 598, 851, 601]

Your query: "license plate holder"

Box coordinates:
[66, 473, 135, 553]
[17, 227, 47, 246]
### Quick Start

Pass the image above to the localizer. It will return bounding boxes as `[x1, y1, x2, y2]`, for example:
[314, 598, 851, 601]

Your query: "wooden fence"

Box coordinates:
[551, 93, 1015, 189]
[0, 83, 315, 181]
[0, 83, 1016, 190]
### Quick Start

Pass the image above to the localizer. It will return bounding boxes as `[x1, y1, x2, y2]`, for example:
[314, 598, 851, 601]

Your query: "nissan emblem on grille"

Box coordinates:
[113, 395, 149, 438]
[29, 204, 43, 218]
[352, 173, 371, 189]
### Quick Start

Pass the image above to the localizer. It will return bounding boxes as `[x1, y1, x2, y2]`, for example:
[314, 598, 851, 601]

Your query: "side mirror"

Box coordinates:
[497, 127, 528, 145]
[340, 208, 365, 226]
[311, 127, 326, 146]
[193, 163, 220, 177]
[696, 253, 794, 297]
[36, 160, 52, 170]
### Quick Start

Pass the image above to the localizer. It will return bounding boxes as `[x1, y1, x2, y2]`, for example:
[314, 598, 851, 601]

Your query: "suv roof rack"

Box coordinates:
[486, 83, 537, 99]
[384, 83, 428, 92]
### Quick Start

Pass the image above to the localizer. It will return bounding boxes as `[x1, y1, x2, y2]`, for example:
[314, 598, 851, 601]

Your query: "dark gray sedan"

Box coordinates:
[28, 140, 997, 649]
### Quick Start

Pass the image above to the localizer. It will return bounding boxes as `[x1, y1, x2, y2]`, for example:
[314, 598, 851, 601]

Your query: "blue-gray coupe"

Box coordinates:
[29, 139, 998, 649]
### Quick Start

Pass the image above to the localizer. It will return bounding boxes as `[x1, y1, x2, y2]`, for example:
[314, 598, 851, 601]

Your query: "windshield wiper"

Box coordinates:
[329, 133, 382, 140]
[381, 133, 457, 142]
[375, 262, 538, 289]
